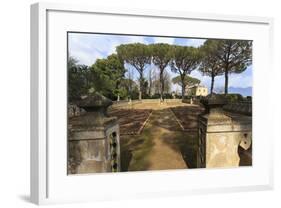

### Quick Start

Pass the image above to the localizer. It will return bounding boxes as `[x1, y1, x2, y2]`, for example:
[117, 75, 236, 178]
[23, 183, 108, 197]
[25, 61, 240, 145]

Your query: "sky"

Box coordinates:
[68, 33, 252, 94]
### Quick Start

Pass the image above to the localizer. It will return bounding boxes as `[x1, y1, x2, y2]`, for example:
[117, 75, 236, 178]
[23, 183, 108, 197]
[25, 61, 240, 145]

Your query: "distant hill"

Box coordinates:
[228, 87, 252, 97]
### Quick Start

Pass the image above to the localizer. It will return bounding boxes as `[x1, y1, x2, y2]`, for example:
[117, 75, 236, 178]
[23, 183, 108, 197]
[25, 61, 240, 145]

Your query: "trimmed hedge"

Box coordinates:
[225, 93, 244, 102]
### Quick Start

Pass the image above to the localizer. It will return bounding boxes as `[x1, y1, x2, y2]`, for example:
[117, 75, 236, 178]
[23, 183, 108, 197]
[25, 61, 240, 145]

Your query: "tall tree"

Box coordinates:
[116, 43, 151, 100]
[170, 46, 201, 99]
[120, 78, 138, 100]
[147, 68, 153, 96]
[151, 43, 172, 101]
[162, 70, 172, 94]
[90, 54, 126, 100]
[198, 41, 224, 94]
[172, 75, 200, 96]
[68, 56, 91, 101]
[149, 68, 159, 95]
[125, 67, 135, 99]
[211, 39, 252, 94]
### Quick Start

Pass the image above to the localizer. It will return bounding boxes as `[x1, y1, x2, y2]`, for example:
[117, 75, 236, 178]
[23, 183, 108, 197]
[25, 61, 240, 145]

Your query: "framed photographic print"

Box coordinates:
[30, 2, 274, 205]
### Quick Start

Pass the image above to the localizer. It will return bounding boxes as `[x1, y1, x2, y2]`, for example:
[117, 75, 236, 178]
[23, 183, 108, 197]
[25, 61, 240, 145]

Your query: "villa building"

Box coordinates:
[186, 85, 208, 97]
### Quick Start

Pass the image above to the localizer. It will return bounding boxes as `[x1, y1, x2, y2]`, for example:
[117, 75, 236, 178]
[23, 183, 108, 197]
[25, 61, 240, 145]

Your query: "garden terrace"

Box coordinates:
[170, 105, 205, 131]
[108, 108, 152, 135]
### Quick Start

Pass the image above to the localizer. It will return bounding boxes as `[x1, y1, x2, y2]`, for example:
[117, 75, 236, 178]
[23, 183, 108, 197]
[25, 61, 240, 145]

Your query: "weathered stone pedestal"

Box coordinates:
[68, 92, 121, 174]
[197, 94, 252, 168]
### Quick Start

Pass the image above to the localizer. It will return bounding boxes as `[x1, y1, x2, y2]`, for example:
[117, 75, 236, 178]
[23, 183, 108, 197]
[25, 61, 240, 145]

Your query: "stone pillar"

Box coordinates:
[197, 94, 252, 168]
[68, 92, 121, 174]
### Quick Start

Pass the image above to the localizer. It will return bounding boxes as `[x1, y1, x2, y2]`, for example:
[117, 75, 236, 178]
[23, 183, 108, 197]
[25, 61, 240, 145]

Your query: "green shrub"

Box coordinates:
[225, 93, 244, 102]
[164, 93, 173, 99]
[151, 94, 160, 99]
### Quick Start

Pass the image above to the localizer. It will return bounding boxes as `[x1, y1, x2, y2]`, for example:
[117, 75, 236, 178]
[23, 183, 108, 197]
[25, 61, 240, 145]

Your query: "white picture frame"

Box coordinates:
[30, 2, 274, 205]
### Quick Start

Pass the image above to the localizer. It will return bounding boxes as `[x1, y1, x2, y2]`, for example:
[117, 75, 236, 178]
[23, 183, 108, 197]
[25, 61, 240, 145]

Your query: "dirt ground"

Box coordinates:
[112, 101, 251, 172]
[109, 108, 152, 135]
[118, 102, 199, 172]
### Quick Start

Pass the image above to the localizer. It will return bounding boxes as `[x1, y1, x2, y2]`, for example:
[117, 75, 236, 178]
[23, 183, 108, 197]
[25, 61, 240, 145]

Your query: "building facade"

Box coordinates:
[186, 85, 208, 97]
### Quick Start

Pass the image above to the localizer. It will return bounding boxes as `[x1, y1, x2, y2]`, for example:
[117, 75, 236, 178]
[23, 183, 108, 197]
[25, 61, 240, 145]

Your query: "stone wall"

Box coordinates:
[69, 99, 163, 113]
[182, 98, 202, 105]
[111, 99, 182, 109]
[223, 101, 252, 116]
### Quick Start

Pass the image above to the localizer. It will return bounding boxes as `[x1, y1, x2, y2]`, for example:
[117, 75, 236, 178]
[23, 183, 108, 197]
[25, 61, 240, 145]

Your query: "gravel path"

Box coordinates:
[144, 109, 188, 170]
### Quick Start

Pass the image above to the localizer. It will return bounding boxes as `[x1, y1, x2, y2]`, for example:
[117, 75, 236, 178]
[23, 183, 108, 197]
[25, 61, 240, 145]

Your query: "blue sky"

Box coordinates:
[68, 33, 252, 94]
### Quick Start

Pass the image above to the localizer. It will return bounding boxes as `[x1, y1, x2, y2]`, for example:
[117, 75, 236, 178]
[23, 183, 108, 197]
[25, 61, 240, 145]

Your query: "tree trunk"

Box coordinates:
[180, 75, 186, 100]
[210, 74, 215, 94]
[116, 81, 121, 101]
[148, 70, 152, 96]
[138, 91, 142, 100]
[139, 72, 143, 100]
[181, 84, 186, 100]
[160, 69, 164, 101]
[128, 69, 133, 100]
[224, 68, 229, 94]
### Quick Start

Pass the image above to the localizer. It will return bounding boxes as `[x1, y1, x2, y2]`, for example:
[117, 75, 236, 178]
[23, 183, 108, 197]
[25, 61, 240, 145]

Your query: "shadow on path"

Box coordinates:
[120, 108, 198, 171]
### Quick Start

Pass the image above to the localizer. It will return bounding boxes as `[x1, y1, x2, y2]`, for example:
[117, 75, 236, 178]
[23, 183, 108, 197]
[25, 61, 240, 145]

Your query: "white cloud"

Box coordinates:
[105, 35, 148, 56]
[190, 69, 211, 87]
[69, 48, 103, 67]
[68, 34, 106, 65]
[68, 33, 206, 66]
[68, 33, 149, 65]
[186, 39, 206, 47]
[152, 37, 175, 44]
[189, 66, 253, 92]
[228, 73, 252, 88]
